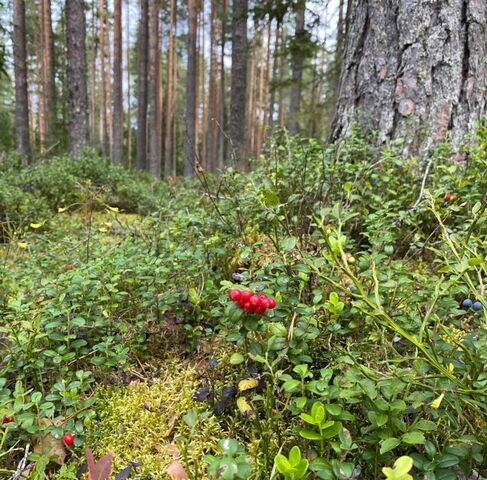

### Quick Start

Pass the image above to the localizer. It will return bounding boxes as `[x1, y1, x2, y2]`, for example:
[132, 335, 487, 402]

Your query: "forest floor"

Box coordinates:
[1, 131, 487, 479]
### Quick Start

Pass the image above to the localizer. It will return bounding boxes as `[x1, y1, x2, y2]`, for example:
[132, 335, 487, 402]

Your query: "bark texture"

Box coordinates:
[331, 0, 487, 155]
[136, 0, 149, 171]
[12, 0, 31, 160]
[66, 0, 89, 159]
[184, 0, 198, 176]
[112, 0, 123, 165]
[230, 0, 248, 162]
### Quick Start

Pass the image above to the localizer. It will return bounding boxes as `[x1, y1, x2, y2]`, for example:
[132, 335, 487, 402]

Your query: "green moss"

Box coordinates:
[88, 360, 224, 478]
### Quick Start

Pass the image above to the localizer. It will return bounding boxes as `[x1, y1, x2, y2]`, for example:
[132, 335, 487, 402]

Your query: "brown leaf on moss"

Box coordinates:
[164, 443, 180, 459]
[33, 419, 66, 465]
[166, 461, 188, 479]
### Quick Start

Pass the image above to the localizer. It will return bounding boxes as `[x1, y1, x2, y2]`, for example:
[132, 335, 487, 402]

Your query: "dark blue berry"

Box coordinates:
[461, 299, 473, 309]
[472, 301, 483, 312]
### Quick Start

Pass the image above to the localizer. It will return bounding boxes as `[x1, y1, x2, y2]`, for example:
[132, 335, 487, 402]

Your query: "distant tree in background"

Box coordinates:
[12, 0, 31, 161]
[66, 0, 89, 159]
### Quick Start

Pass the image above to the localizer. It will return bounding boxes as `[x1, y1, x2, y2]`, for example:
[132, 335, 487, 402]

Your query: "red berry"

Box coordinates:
[63, 433, 75, 447]
[229, 289, 242, 302]
[2, 416, 13, 425]
[249, 295, 260, 307]
[243, 302, 254, 312]
[240, 291, 253, 303]
[257, 295, 269, 309]
[255, 306, 266, 315]
[266, 297, 277, 309]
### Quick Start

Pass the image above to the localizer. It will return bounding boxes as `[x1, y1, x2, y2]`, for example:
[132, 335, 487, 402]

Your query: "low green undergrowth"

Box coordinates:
[1, 122, 487, 479]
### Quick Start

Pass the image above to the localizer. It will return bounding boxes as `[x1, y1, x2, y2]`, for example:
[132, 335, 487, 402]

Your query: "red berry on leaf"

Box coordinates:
[240, 291, 253, 303]
[255, 306, 266, 315]
[249, 295, 260, 308]
[229, 289, 242, 302]
[266, 297, 277, 309]
[243, 302, 254, 312]
[2, 416, 13, 425]
[257, 295, 269, 309]
[63, 433, 75, 447]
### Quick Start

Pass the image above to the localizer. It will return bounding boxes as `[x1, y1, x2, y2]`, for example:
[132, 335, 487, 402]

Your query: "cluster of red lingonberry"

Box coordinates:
[229, 289, 277, 315]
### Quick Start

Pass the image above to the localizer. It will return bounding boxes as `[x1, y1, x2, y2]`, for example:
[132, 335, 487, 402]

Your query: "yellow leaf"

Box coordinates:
[238, 378, 259, 392]
[30, 222, 44, 229]
[102, 310, 109, 318]
[58, 207, 68, 213]
[107, 206, 119, 213]
[98, 227, 108, 233]
[430, 393, 444, 410]
[17, 242, 28, 249]
[448, 363, 454, 373]
[236, 397, 255, 418]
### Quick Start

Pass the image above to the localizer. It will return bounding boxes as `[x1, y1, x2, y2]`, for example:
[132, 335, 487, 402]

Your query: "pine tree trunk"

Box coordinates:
[126, 0, 132, 167]
[218, 0, 226, 169]
[41, 0, 56, 148]
[268, 20, 280, 130]
[112, 0, 123, 165]
[289, 0, 305, 134]
[98, 0, 109, 156]
[147, 0, 160, 177]
[245, 30, 257, 158]
[229, 0, 248, 163]
[205, 0, 219, 172]
[184, 0, 198, 176]
[66, 0, 89, 159]
[90, 1, 98, 148]
[164, 0, 176, 177]
[330, 0, 487, 156]
[136, 0, 149, 170]
[12, 0, 31, 161]
[277, 26, 286, 128]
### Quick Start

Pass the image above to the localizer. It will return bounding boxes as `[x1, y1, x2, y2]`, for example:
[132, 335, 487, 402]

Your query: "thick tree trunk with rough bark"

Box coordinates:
[184, 0, 198, 176]
[12, 0, 31, 161]
[331, 0, 487, 156]
[230, 0, 248, 162]
[66, 0, 89, 159]
[136, 0, 149, 171]
[112, 0, 123, 165]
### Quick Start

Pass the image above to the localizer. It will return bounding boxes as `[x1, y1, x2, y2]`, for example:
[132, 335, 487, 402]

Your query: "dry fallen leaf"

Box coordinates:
[166, 461, 188, 480]
[33, 419, 66, 465]
[164, 443, 180, 459]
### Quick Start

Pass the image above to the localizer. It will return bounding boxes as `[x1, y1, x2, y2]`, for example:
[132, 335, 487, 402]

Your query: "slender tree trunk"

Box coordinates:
[260, 23, 271, 152]
[268, 20, 280, 130]
[112, 0, 123, 164]
[147, 0, 160, 177]
[125, 0, 132, 166]
[41, 0, 56, 148]
[90, 1, 98, 147]
[164, 0, 176, 177]
[255, 26, 266, 157]
[218, 0, 226, 169]
[331, 0, 487, 156]
[184, 0, 198, 175]
[278, 26, 286, 128]
[229, 0, 248, 163]
[136, 0, 149, 170]
[205, 0, 219, 172]
[98, 0, 109, 156]
[246, 30, 257, 157]
[289, 0, 305, 134]
[12, 0, 31, 161]
[66, 0, 89, 159]
[200, 2, 208, 165]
